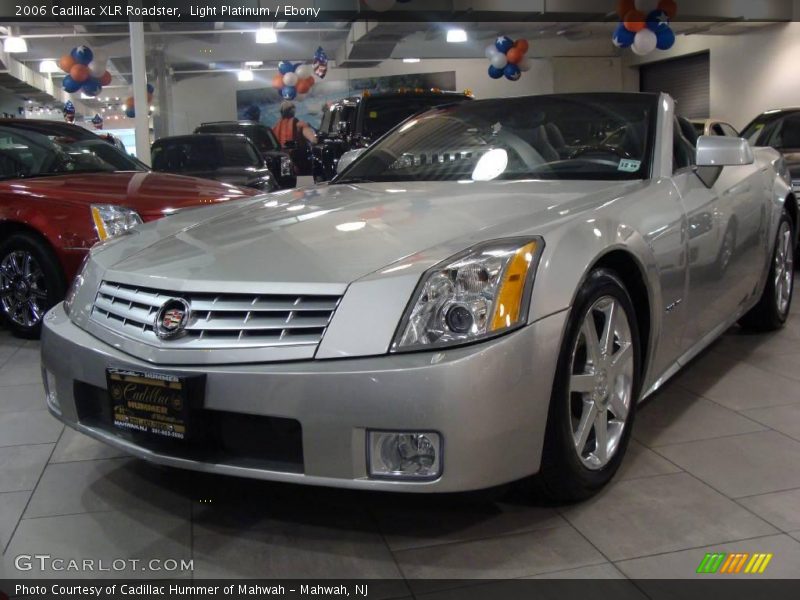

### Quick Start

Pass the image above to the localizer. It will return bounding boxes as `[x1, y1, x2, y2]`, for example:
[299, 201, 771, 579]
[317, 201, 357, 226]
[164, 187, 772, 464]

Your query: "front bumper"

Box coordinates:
[41, 304, 567, 493]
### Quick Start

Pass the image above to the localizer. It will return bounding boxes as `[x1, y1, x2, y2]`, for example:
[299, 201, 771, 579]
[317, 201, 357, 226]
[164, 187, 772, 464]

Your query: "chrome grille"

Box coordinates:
[90, 281, 341, 350]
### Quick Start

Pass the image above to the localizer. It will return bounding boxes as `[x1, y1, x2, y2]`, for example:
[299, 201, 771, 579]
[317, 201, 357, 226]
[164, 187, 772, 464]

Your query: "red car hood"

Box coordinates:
[4, 171, 257, 219]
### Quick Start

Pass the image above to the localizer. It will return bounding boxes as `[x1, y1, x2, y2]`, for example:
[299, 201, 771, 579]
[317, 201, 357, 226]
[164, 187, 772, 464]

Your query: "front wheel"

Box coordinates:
[534, 269, 641, 502]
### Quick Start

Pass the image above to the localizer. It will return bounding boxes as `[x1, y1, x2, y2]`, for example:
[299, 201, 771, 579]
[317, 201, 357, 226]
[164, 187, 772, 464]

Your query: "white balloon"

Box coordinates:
[634, 0, 659, 13]
[490, 52, 508, 69]
[632, 28, 657, 55]
[88, 57, 107, 78]
[364, 0, 395, 11]
[295, 64, 313, 79]
[484, 44, 497, 60]
[518, 57, 532, 72]
[283, 72, 298, 87]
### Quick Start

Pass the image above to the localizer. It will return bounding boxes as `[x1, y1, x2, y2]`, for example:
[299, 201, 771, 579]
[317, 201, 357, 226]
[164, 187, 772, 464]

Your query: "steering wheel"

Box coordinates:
[569, 144, 632, 160]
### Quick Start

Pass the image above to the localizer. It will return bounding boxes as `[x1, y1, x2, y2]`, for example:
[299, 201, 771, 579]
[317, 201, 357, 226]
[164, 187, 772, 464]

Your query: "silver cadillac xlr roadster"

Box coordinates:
[41, 93, 795, 500]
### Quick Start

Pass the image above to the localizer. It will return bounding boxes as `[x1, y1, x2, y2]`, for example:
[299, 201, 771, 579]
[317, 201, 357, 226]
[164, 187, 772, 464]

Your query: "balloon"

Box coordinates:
[484, 44, 498, 60]
[504, 64, 521, 81]
[59, 54, 76, 73]
[88, 57, 107, 77]
[506, 47, 524, 64]
[488, 65, 504, 79]
[99, 70, 112, 86]
[518, 57, 532, 72]
[656, 26, 676, 50]
[514, 39, 529, 54]
[495, 36, 514, 54]
[623, 10, 647, 32]
[82, 78, 102, 96]
[634, 0, 660, 12]
[646, 9, 671, 31]
[296, 78, 313, 94]
[632, 28, 658, 55]
[281, 86, 297, 100]
[69, 64, 90, 83]
[490, 52, 508, 69]
[271, 73, 285, 89]
[295, 64, 313, 79]
[62, 76, 82, 93]
[612, 22, 636, 48]
[70, 45, 94, 66]
[125, 97, 135, 109]
[658, 0, 677, 18]
[146, 83, 155, 94]
[283, 72, 298, 87]
[363, 0, 395, 10]
[304, 76, 315, 88]
[125, 108, 136, 118]
[147, 93, 154, 103]
[617, 0, 635, 18]
[278, 61, 295, 74]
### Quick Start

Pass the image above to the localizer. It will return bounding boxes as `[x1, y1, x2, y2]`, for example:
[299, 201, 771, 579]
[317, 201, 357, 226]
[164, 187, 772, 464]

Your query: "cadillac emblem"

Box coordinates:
[154, 298, 191, 340]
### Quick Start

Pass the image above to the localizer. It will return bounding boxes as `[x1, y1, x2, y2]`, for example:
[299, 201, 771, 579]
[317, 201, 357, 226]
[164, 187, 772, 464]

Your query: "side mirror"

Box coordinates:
[336, 148, 366, 173]
[696, 135, 754, 167]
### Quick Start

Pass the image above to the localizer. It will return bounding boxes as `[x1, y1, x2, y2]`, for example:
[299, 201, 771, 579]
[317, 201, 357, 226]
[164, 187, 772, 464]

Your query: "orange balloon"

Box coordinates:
[125, 96, 135, 109]
[658, 0, 677, 18]
[513, 39, 529, 54]
[272, 73, 284, 89]
[69, 64, 90, 83]
[305, 76, 315, 87]
[623, 10, 646, 32]
[147, 93, 154, 103]
[59, 54, 76, 73]
[296, 78, 312, 94]
[616, 0, 635, 19]
[506, 47, 524, 65]
[99, 71, 112, 86]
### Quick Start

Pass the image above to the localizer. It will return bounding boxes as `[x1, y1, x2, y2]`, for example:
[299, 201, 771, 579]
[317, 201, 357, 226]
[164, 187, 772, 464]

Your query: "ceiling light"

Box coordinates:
[4, 36, 28, 53]
[39, 60, 59, 73]
[256, 27, 277, 44]
[446, 29, 467, 43]
[336, 221, 366, 232]
[245, 61, 263, 67]
[237, 69, 254, 82]
[403, 58, 421, 63]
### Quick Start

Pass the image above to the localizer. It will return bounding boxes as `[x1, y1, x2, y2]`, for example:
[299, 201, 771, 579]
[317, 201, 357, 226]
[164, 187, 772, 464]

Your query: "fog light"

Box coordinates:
[42, 368, 61, 415]
[368, 431, 442, 479]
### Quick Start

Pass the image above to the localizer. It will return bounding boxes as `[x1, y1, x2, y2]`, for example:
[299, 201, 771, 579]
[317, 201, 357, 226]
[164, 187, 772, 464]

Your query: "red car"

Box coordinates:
[0, 119, 257, 338]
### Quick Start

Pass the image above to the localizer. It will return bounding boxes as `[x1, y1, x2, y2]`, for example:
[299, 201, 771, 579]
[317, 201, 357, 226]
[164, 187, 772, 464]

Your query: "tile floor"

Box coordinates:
[2, 291, 800, 589]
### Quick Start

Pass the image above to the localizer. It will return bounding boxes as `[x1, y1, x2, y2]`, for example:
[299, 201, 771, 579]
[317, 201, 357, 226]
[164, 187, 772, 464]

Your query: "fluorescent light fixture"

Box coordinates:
[403, 58, 421, 63]
[256, 27, 277, 44]
[244, 61, 263, 67]
[237, 69, 254, 82]
[39, 60, 59, 73]
[4, 36, 28, 53]
[446, 29, 467, 43]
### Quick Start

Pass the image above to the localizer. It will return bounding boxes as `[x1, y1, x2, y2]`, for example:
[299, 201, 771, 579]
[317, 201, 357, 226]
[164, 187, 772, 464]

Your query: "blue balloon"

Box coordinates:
[656, 26, 676, 50]
[82, 78, 102, 96]
[146, 83, 155, 94]
[646, 9, 671, 32]
[62, 75, 82, 93]
[495, 36, 514, 54]
[278, 61, 295, 74]
[612, 22, 636, 48]
[488, 65, 504, 79]
[125, 108, 136, 119]
[504, 64, 521, 81]
[70, 45, 94, 66]
[281, 86, 297, 100]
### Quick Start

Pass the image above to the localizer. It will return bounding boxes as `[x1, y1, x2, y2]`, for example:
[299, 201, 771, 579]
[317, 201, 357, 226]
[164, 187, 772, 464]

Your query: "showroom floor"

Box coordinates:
[3, 285, 800, 590]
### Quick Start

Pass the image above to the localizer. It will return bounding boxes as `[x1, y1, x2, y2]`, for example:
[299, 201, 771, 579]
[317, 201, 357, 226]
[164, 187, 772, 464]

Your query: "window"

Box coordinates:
[673, 119, 696, 172]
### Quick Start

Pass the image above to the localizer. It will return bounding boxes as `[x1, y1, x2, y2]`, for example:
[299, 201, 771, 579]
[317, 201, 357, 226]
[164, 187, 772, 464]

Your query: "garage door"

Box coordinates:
[640, 52, 710, 119]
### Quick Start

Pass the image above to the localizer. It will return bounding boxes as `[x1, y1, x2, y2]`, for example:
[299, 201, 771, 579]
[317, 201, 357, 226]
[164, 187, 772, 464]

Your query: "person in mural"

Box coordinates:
[272, 101, 317, 175]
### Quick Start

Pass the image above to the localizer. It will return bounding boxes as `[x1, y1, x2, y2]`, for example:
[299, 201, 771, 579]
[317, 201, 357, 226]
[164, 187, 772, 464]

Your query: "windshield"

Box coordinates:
[360, 96, 471, 139]
[0, 126, 145, 181]
[337, 94, 656, 183]
[743, 113, 800, 149]
[195, 123, 280, 152]
[152, 136, 262, 172]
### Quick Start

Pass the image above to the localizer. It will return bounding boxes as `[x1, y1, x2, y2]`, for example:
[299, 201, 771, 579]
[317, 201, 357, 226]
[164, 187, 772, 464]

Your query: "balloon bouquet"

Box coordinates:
[612, 0, 677, 55]
[124, 84, 155, 119]
[272, 48, 327, 100]
[62, 100, 76, 123]
[485, 36, 532, 81]
[59, 45, 113, 97]
[91, 114, 103, 130]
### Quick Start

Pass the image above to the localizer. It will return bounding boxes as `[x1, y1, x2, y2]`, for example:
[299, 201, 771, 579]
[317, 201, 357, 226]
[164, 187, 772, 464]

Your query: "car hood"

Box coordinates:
[2, 171, 256, 219]
[102, 179, 641, 287]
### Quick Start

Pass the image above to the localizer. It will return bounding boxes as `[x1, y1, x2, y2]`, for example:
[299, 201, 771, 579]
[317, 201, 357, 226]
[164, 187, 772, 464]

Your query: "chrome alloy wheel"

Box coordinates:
[0, 250, 48, 328]
[774, 220, 794, 317]
[568, 296, 634, 470]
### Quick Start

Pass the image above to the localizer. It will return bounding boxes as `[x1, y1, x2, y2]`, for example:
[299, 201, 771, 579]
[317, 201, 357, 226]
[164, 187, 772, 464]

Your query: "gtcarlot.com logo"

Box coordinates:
[697, 552, 773, 574]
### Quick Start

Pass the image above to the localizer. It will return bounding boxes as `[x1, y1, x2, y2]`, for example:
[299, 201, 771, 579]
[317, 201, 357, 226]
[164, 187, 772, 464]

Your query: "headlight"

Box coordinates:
[63, 254, 91, 316]
[90, 204, 143, 241]
[280, 155, 293, 177]
[392, 238, 542, 352]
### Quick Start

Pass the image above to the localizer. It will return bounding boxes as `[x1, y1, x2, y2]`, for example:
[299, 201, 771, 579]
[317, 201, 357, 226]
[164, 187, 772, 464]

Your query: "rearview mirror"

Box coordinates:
[336, 148, 366, 173]
[696, 136, 754, 167]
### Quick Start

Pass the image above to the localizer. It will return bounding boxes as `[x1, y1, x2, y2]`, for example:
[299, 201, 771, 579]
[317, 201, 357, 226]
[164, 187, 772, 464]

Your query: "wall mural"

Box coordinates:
[236, 71, 456, 132]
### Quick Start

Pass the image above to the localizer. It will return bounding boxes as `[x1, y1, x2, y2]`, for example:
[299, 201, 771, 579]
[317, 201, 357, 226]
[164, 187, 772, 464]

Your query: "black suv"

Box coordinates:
[312, 90, 473, 183]
[741, 108, 800, 193]
[194, 121, 296, 188]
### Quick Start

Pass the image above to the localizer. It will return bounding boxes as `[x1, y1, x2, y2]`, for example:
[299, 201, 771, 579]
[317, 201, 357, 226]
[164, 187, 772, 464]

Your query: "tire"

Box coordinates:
[0, 232, 66, 339]
[739, 210, 794, 332]
[534, 269, 642, 502]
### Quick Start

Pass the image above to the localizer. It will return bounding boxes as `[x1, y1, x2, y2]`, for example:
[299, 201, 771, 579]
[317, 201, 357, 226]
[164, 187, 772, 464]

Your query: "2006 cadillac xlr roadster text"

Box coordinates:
[41, 93, 795, 501]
